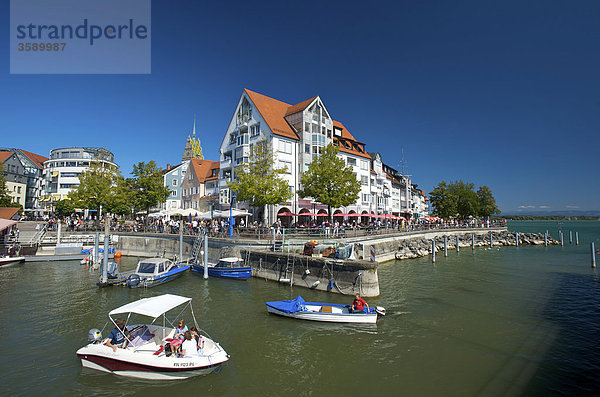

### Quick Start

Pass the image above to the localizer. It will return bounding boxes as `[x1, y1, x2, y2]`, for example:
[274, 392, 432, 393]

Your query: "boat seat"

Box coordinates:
[320, 306, 333, 313]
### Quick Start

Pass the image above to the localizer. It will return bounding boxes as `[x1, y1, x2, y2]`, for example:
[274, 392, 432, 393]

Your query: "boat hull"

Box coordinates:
[117, 265, 190, 288]
[266, 305, 378, 324]
[0, 256, 25, 267]
[191, 265, 252, 280]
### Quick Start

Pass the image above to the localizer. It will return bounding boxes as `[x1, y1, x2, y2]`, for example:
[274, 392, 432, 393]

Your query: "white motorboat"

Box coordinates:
[114, 257, 190, 288]
[76, 294, 229, 380]
[266, 296, 386, 324]
[0, 256, 25, 267]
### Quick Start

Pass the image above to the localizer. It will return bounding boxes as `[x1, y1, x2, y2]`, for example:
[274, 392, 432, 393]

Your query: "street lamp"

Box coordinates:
[228, 193, 236, 238]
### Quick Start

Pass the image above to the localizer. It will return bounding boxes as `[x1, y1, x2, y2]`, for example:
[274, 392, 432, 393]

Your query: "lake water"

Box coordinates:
[1, 221, 599, 396]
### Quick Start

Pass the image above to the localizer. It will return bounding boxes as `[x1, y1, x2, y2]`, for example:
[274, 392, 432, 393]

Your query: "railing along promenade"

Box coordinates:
[37, 221, 506, 245]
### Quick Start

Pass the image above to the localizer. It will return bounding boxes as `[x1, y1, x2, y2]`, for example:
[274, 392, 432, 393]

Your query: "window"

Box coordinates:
[363, 194, 370, 202]
[305, 122, 310, 132]
[171, 190, 177, 197]
[347, 158, 356, 166]
[361, 176, 369, 185]
[278, 140, 292, 154]
[305, 144, 310, 153]
[278, 160, 292, 174]
[172, 179, 177, 186]
[312, 123, 319, 133]
[289, 186, 294, 194]
[304, 163, 310, 172]
[334, 127, 342, 137]
[237, 133, 248, 145]
[360, 160, 369, 170]
[250, 123, 260, 137]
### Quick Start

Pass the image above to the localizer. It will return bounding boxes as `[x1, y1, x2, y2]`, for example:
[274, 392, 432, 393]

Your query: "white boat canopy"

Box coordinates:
[109, 294, 191, 319]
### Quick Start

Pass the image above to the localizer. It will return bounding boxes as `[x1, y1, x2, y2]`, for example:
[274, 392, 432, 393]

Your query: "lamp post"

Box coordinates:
[228, 193, 236, 238]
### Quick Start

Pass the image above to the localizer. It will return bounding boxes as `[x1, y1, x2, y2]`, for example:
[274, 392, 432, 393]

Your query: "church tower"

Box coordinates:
[182, 117, 204, 162]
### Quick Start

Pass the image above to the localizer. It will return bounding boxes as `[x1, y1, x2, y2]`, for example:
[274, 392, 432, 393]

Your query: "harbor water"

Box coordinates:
[1, 221, 599, 396]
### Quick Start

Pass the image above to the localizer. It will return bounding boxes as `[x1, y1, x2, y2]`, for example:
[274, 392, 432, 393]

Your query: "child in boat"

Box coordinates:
[190, 327, 204, 354]
[168, 319, 188, 355]
[350, 294, 369, 313]
[180, 331, 199, 358]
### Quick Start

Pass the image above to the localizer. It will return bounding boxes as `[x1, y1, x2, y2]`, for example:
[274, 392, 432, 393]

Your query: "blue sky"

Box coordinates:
[2, 0, 599, 212]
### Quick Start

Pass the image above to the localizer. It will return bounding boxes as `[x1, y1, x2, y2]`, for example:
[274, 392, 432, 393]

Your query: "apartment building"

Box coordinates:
[181, 159, 220, 211]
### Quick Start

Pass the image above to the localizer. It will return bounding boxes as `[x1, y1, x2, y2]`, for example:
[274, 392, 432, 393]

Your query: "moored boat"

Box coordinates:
[116, 257, 190, 288]
[76, 294, 229, 380]
[0, 256, 25, 267]
[266, 296, 386, 324]
[191, 257, 251, 280]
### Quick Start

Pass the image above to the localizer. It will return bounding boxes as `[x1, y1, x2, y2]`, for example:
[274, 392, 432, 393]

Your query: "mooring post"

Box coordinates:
[272, 228, 276, 251]
[444, 236, 448, 257]
[490, 232, 493, 248]
[569, 231, 573, 244]
[544, 231, 548, 247]
[560, 232, 564, 246]
[101, 217, 109, 285]
[179, 220, 183, 262]
[456, 235, 460, 252]
[94, 232, 99, 266]
[576, 232, 579, 245]
[432, 240, 436, 263]
[592, 242, 596, 268]
[203, 234, 209, 279]
[57, 220, 62, 245]
[516, 232, 519, 247]
[472, 233, 475, 250]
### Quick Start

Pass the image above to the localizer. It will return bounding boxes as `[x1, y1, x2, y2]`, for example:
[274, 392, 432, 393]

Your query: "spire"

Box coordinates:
[192, 115, 196, 139]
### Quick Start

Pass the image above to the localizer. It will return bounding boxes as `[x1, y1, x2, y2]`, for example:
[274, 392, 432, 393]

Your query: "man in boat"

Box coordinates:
[106, 318, 129, 352]
[350, 294, 369, 313]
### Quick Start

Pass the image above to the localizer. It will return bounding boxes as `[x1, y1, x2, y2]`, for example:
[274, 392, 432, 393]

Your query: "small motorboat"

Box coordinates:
[117, 257, 190, 288]
[76, 294, 229, 380]
[191, 257, 252, 280]
[0, 256, 25, 267]
[266, 295, 386, 324]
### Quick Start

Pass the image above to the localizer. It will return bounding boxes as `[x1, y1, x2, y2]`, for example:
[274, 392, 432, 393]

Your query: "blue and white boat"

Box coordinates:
[118, 258, 190, 288]
[266, 296, 386, 324]
[191, 257, 252, 280]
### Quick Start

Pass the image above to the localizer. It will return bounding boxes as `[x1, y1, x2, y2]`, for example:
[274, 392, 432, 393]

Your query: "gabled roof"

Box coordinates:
[0, 207, 20, 220]
[189, 159, 220, 183]
[244, 89, 299, 140]
[0, 151, 15, 163]
[284, 96, 318, 116]
[19, 150, 47, 168]
[332, 121, 371, 159]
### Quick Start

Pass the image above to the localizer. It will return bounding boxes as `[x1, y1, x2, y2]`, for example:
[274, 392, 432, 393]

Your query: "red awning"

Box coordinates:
[347, 213, 361, 217]
[298, 212, 318, 216]
[333, 213, 349, 217]
[277, 212, 296, 217]
[316, 213, 330, 217]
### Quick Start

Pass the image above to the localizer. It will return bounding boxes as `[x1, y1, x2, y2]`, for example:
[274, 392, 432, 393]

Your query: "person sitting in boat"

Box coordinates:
[169, 319, 188, 354]
[180, 331, 200, 358]
[350, 294, 369, 313]
[106, 318, 129, 352]
[190, 327, 204, 353]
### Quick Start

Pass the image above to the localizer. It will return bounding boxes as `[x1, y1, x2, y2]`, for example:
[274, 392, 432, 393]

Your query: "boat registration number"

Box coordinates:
[174, 362, 195, 367]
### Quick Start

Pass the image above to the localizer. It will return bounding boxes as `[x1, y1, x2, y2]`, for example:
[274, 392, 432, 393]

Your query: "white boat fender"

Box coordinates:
[310, 280, 320, 288]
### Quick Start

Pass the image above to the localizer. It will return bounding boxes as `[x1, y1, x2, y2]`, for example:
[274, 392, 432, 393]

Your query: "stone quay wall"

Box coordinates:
[355, 228, 559, 263]
[241, 249, 380, 297]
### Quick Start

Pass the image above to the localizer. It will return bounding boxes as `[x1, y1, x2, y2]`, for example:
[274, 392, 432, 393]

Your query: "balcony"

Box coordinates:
[220, 158, 232, 169]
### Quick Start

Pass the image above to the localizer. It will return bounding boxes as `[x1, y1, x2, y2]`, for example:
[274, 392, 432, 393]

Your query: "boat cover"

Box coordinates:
[109, 294, 191, 318]
[265, 296, 306, 313]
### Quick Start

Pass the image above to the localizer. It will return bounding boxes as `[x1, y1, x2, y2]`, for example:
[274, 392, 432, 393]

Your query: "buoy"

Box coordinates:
[115, 251, 122, 259]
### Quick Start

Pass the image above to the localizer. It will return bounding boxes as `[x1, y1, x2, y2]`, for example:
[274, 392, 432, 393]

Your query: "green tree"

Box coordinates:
[428, 181, 456, 219]
[68, 163, 122, 214]
[0, 163, 13, 207]
[106, 176, 135, 216]
[54, 199, 75, 218]
[298, 143, 361, 221]
[429, 180, 482, 219]
[477, 185, 500, 217]
[131, 161, 170, 215]
[228, 140, 292, 222]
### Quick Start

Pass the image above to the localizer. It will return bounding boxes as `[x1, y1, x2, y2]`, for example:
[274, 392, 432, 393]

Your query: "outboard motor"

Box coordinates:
[375, 306, 386, 316]
[107, 262, 119, 279]
[127, 273, 141, 288]
[88, 328, 102, 344]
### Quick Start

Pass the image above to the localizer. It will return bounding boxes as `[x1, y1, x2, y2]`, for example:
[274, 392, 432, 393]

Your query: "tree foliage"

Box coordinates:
[429, 180, 499, 219]
[298, 143, 361, 220]
[68, 163, 128, 215]
[131, 161, 170, 215]
[228, 140, 292, 210]
[54, 199, 75, 218]
[477, 185, 500, 217]
[0, 163, 13, 207]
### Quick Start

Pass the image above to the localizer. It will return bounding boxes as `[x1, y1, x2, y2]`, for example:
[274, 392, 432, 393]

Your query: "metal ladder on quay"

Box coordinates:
[280, 245, 294, 285]
[190, 233, 204, 265]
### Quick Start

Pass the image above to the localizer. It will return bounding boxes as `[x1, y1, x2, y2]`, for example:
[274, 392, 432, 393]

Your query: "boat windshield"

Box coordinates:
[137, 262, 156, 274]
[216, 260, 241, 268]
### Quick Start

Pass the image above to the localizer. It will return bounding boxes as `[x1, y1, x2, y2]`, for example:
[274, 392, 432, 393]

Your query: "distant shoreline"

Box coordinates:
[494, 216, 599, 221]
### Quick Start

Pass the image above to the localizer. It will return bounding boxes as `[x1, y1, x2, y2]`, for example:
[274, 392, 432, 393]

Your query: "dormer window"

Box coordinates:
[333, 127, 342, 137]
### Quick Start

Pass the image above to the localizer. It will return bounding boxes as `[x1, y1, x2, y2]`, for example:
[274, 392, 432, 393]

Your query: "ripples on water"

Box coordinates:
[0, 221, 599, 396]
